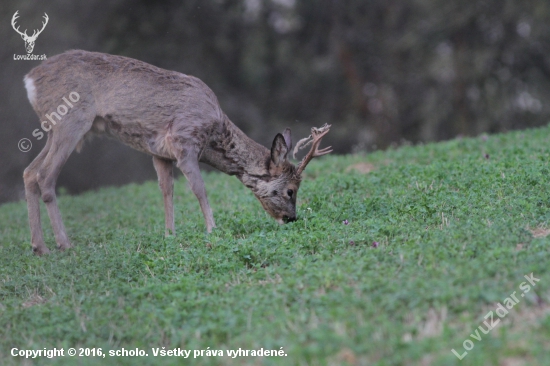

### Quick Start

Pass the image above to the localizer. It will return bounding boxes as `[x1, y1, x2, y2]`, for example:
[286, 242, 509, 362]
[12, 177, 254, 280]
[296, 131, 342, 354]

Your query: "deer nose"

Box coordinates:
[283, 215, 296, 223]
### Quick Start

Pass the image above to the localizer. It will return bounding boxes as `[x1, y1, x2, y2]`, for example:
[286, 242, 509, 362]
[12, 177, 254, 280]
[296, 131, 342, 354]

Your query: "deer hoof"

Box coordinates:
[33, 246, 51, 256]
[57, 242, 73, 251]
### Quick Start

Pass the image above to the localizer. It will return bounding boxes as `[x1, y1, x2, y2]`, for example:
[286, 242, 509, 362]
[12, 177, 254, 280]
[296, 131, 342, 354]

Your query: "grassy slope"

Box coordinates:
[1, 126, 550, 366]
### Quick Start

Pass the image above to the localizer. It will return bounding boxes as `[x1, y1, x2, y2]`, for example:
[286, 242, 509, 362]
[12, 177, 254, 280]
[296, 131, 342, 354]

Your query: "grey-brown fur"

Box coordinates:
[22, 50, 329, 255]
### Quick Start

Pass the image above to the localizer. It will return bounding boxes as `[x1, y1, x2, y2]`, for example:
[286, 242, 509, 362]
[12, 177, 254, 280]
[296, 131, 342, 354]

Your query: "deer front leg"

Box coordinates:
[153, 156, 175, 236]
[176, 155, 216, 233]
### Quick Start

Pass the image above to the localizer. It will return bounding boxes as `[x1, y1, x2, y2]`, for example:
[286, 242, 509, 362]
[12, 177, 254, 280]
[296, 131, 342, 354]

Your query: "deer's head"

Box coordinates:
[254, 125, 332, 224]
[12, 11, 48, 54]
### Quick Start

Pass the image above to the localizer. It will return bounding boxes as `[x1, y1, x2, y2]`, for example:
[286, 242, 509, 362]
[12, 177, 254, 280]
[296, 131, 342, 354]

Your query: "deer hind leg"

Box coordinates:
[175, 149, 216, 233]
[35, 117, 94, 251]
[23, 135, 53, 255]
[153, 156, 175, 236]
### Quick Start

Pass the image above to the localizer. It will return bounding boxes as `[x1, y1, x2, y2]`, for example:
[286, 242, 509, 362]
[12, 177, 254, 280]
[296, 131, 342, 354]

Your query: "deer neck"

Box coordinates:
[200, 117, 272, 190]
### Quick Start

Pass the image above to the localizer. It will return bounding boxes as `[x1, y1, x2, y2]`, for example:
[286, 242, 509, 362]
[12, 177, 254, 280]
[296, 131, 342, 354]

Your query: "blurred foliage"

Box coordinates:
[98, 0, 550, 149]
[2, 0, 550, 203]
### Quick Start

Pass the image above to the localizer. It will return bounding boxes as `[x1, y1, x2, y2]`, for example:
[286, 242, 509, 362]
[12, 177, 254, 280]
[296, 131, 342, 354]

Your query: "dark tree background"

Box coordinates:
[1, 0, 550, 204]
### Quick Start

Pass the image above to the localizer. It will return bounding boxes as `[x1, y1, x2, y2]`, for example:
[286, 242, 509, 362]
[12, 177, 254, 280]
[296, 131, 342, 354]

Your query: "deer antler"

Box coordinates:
[29, 13, 49, 40]
[11, 12, 48, 41]
[11, 11, 28, 38]
[294, 124, 332, 175]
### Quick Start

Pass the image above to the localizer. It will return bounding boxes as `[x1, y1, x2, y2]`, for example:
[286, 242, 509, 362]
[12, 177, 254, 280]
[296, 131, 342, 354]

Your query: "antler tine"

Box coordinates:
[11, 11, 28, 37]
[30, 13, 49, 39]
[295, 124, 333, 175]
[42, 13, 49, 29]
[11, 11, 19, 27]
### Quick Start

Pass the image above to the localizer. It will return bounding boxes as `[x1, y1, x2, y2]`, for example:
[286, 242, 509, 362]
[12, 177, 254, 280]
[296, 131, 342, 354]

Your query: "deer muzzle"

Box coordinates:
[282, 215, 296, 223]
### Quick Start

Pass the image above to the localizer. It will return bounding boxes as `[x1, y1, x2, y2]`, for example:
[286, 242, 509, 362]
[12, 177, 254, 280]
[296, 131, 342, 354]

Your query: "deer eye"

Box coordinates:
[287, 189, 294, 197]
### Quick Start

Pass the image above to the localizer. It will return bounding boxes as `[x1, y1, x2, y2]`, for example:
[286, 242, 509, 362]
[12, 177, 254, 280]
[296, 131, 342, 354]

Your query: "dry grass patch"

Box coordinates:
[527, 226, 550, 238]
[402, 307, 448, 342]
[345, 162, 375, 174]
[22, 290, 47, 308]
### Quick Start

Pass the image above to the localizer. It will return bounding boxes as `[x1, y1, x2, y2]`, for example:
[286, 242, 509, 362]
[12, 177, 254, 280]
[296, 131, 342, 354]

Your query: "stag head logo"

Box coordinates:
[12, 11, 49, 54]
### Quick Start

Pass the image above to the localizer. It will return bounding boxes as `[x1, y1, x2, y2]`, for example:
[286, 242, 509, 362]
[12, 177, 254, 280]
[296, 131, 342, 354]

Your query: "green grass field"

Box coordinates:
[1, 126, 550, 365]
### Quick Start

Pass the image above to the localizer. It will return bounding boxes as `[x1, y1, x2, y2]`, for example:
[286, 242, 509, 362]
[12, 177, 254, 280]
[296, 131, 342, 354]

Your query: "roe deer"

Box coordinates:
[23, 50, 332, 255]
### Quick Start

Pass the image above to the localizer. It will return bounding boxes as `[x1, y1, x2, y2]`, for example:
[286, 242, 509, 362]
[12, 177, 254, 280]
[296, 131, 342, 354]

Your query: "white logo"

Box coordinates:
[11, 11, 48, 55]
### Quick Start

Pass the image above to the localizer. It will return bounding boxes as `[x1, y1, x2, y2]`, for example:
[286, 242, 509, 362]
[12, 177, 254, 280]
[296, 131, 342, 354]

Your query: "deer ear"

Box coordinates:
[270, 133, 289, 166]
[282, 128, 292, 151]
